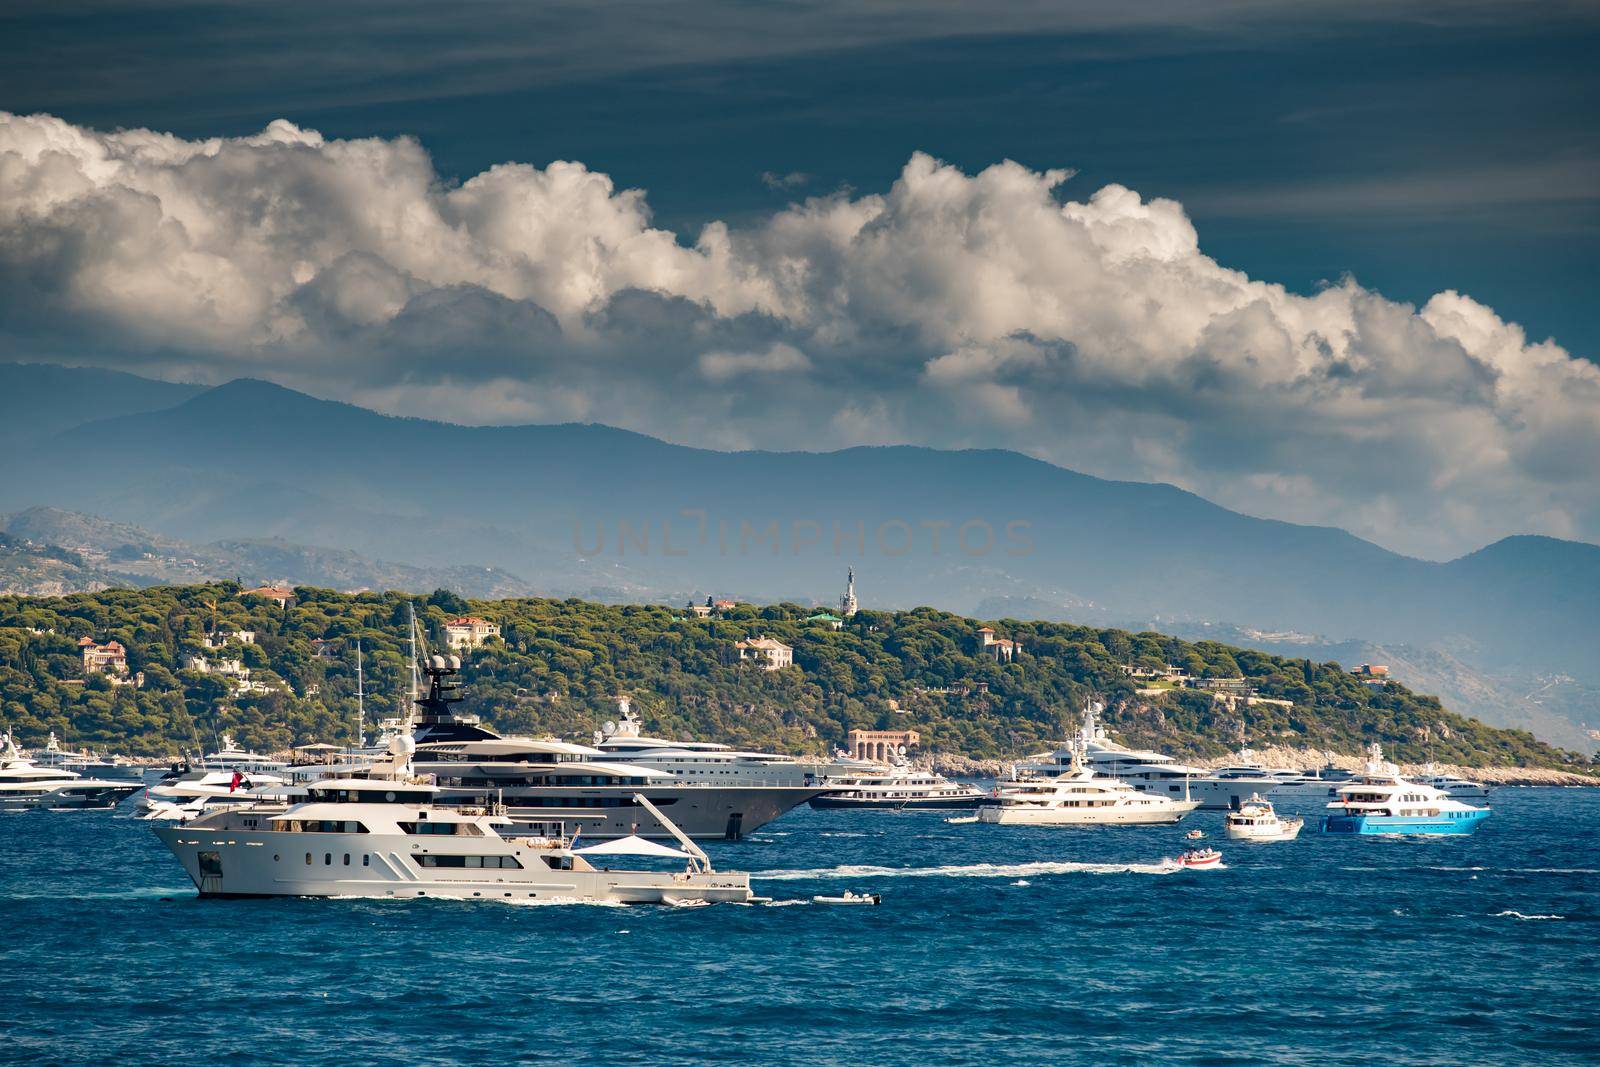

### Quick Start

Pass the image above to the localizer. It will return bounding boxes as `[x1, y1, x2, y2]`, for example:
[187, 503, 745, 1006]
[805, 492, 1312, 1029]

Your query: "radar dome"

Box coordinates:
[388, 734, 417, 757]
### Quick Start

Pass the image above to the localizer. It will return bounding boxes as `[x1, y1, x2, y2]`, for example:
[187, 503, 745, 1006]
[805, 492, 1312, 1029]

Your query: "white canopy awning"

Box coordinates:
[574, 835, 691, 860]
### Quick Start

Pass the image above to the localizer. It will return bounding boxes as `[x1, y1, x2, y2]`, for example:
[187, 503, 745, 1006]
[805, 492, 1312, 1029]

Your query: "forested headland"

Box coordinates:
[0, 583, 1586, 771]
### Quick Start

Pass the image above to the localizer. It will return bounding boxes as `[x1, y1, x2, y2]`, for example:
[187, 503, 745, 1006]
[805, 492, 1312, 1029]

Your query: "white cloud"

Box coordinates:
[1, 110, 1597, 558]
[698, 343, 812, 382]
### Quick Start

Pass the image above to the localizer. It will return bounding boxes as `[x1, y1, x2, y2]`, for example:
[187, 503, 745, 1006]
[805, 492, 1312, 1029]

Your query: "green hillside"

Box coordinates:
[0, 583, 1587, 770]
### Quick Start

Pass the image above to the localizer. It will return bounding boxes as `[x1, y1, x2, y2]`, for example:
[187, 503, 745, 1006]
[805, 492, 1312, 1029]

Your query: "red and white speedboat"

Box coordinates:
[1166, 847, 1223, 870]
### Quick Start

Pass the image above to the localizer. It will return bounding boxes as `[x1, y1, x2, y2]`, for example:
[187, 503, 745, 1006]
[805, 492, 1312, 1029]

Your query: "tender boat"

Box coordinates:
[151, 736, 754, 904]
[1167, 848, 1223, 869]
[812, 891, 881, 906]
[1321, 745, 1491, 836]
[978, 746, 1199, 826]
[1224, 794, 1303, 842]
[1185, 829, 1206, 839]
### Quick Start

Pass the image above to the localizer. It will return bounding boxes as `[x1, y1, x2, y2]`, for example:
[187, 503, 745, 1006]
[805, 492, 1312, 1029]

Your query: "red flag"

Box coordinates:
[230, 769, 243, 792]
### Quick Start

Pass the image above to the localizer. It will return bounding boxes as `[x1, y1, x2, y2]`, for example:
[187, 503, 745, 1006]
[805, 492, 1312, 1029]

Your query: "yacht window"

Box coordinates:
[417, 855, 523, 869]
[363, 854, 371, 866]
[324, 853, 332, 865]
[305, 852, 312, 865]
[399, 822, 482, 836]
[343, 853, 350, 866]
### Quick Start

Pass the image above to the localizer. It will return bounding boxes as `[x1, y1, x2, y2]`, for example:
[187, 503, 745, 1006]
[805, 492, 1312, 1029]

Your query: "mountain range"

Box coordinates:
[3, 362, 1596, 749]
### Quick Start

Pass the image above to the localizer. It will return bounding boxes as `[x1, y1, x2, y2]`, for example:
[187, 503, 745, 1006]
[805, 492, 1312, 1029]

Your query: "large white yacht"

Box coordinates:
[1322, 745, 1492, 836]
[978, 748, 1200, 826]
[1418, 765, 1492, 801]
[1267, 761, 1358, 803]
[810, 758, 986, 810]
[0, 734, 143, 811]
[1021, 703, 1303, 810]
[401, 659, 825, 841]
[29, 733, 143, 781]
[152, 737, 754, 904]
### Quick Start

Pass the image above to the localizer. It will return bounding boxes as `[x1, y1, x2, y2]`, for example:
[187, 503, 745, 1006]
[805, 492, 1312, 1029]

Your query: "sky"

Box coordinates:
[1, 0, 1597, 559]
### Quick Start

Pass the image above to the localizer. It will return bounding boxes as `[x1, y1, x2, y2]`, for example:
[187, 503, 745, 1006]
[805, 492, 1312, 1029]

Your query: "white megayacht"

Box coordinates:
[152, 734, 753, 904]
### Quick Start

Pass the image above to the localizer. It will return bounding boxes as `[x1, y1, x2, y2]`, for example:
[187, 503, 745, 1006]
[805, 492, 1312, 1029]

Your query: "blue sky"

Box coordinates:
[1, 1, 1596, 556]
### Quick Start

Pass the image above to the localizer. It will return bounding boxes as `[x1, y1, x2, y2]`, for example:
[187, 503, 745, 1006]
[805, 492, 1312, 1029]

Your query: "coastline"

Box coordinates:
[920, 749, 1599, 788]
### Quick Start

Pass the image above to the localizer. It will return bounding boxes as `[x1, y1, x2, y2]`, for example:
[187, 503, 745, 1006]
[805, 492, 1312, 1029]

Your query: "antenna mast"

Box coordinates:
[407, 603, 420, 707]
[355, 639, 366, 747]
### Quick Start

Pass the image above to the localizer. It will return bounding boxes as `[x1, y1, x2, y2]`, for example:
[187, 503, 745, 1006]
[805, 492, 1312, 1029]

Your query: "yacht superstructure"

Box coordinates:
[591, 698, 832, 788]
[192, 735, 289, 776]
[152, 737, 754, 903]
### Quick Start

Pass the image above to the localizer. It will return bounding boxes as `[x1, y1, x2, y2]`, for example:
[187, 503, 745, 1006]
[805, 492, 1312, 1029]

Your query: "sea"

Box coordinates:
[3, 788, 1597, 1066]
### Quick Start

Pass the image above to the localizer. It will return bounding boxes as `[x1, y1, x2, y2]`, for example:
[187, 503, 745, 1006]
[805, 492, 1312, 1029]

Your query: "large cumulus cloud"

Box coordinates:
[1, 110, 1596, 557]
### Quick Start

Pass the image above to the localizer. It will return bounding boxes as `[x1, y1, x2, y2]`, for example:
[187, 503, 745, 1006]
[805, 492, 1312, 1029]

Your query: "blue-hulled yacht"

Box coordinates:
[1321, 745, 1490, 836]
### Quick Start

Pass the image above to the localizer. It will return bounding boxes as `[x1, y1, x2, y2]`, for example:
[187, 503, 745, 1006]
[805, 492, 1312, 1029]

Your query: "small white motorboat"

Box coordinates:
[812, 891, 881, 906]
[1224, 794, 1304, 842]
[1185, 829, 1205, 839]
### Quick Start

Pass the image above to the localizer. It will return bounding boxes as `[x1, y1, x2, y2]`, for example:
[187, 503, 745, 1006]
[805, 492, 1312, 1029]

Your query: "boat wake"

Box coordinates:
[751, 860, 1178, 881]
[1493, 910, 1565, 921]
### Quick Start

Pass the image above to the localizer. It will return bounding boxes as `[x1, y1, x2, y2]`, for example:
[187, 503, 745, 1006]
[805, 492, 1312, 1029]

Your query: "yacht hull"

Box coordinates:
[1, 783, 141, 812]
[977, 800, 1199, 826]
[464, 785, 825, 841]
[153, 826, 753, 904]
[809, 794, 985, 810]
[1321, 811, 1490, 835]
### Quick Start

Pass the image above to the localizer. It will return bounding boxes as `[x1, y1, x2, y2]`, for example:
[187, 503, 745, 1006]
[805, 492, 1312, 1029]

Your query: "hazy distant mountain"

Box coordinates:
[0, 506, 536, 600]
[4, 365, 1597, 744]
[0, 363, 202, 447]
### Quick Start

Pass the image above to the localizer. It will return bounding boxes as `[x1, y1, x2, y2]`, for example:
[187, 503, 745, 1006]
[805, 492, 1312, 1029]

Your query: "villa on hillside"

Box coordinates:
[442, 616, 501, 651]
[184, 654, 250, 679]
[807, 611, 843, 630]
[79, 638, 127, 677]
[241, 585, 296, 609]
[736, 636, 793, 670]
[203, 629, 255, 650]
[848, 728, 919, 762]
[975, 626, 1021, 662]
[1353, 663, 1391, 686]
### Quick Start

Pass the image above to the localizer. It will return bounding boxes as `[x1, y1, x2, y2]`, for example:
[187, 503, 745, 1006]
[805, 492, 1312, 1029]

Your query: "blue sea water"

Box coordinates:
[2, 789, 1597, 1066]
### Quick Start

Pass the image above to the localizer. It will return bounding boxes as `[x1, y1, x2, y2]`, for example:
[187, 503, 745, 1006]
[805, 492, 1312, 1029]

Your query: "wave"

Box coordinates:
[751, 860, 1178, 881]
[1493, 910, 1565, 921]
